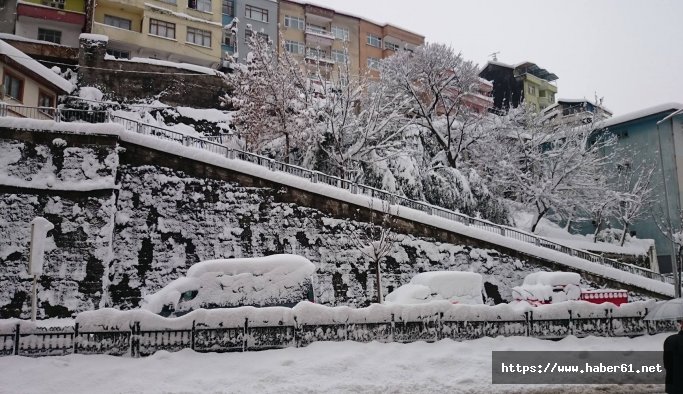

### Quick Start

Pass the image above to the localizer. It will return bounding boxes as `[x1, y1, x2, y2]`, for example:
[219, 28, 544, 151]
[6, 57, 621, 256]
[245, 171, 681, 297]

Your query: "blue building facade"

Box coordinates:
[592, 103, 683, 272]
[221, 0, 236, 58]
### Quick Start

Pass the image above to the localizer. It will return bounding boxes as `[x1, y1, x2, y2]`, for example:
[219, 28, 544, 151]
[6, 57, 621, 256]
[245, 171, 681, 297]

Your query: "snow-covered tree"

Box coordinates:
[307, 55, 413, 182]
[225, 32, 316, 163]
[485, 106, 616, 233]
[613, 161, 657, 245]
[349, 201, 399, 304]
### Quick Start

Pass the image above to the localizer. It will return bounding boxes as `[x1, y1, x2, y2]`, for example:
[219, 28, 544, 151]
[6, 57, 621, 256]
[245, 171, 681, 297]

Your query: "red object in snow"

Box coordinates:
[579, 290, 629, 306]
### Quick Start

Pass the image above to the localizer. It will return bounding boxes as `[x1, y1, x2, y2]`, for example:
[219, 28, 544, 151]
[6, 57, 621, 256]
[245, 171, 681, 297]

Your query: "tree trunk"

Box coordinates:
[593, 217, 603, 243]
[284, 133, 290, 164]
[375, 259, 383, 304]
[619, 223, 629, 246]
[530, 209, 548, 234]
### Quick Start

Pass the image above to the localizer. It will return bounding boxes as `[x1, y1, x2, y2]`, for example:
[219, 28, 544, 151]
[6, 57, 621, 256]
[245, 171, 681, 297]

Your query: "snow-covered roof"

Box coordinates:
[0, 39, 74, 93]
[0, 33, 65, 47]
[79, 33, 109, 42]
[598, 102, 683, 129]
[542, 98, 613, 116]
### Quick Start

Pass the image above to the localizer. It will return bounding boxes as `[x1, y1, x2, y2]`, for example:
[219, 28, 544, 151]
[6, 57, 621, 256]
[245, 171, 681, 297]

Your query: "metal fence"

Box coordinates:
[0, 311, 675, 358]
[0, 105, 673, 287]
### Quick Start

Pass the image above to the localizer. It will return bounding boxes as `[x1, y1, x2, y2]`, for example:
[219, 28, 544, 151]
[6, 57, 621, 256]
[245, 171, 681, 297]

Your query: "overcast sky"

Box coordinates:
[307, 0, 682, 115]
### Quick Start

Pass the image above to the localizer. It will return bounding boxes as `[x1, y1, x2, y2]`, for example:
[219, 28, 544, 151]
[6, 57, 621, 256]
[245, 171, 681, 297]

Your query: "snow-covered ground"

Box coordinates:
[0, 334, 670, 393]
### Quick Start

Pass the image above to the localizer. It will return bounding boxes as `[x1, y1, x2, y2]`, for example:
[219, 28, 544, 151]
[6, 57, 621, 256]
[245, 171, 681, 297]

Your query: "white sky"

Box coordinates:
[305, 0, 683, 116]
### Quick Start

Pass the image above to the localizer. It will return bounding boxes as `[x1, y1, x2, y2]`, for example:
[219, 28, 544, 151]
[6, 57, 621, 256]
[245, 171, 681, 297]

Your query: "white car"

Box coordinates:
[511, 272, 582, 305]
[141, 254, 316, 317]
[385, 271, 487, 305]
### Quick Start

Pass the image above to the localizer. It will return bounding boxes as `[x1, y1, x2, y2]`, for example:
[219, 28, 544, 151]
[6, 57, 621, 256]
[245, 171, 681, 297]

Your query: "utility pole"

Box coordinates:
[28, 217, 54, 321]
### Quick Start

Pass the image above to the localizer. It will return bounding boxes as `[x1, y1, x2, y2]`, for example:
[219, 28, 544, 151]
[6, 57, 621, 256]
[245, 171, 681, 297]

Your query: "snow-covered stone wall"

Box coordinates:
[0, 130, 601, 318]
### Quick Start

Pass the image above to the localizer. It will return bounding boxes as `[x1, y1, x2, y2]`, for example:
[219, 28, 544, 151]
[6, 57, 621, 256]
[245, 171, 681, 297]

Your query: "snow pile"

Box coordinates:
[141, 255, 316, 315]
[385, 271, 485, 305]
[79, 33, 109, 43]
[523, 272, 581, 287]
[512, 272, 582, 304]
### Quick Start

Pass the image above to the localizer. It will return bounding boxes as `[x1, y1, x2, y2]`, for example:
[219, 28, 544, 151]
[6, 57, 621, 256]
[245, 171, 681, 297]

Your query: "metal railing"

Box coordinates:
[0, 105, 674, 288]
[0, 103, 110, 123]
[0, 309, 675, 358]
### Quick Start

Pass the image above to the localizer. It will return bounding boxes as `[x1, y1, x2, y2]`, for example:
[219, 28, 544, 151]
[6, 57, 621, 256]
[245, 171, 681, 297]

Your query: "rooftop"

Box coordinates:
[480, 60, 558, 82]
[598, 102, 683, 129]
[0, 39, 74, 93]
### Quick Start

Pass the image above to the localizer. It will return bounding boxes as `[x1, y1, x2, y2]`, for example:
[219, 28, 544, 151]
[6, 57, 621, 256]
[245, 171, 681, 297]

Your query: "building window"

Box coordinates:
[284, 15, 304, 30]
[384, 41, 399, 51]
[223, 31, 235, 47]
[187, 27, 211, 47]
[245, 29, 269, 44]
[285, 40, 304, 55]
[332, 49, 348, 64]
[3, 72, 23, 102]
[107, 48, 130, 59]
[38, 28, 61, 44]
[104, 15, 132, 30]
[188, 0, 211, 12]
[38, 91, 55, 108]
[222, 0, 233, 15]
[527, 85, 536, 96]
[331, 25, 349, 41]
[367, 57, 380, 69]
[149, 19, 176, 39]
[41, 0, 64, 9]
[367, 34, 381, 48]
[245, 4, 268, 22]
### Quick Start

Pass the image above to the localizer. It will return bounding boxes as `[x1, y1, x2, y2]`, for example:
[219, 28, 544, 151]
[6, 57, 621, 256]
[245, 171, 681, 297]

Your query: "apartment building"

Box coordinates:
[14, 0, 87, 48]
[278, 0, 423, 79]
[232, 0, 278, 61]
[542, 98, 612, 125]
[359, 20, 423, 77]
[479, 60, 558, 112]
[91, 0, 225, 67]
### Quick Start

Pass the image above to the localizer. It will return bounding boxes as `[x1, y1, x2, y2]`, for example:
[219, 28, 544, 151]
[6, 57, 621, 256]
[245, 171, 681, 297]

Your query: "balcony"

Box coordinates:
[93, 22, 141, 43]
[305, 27, 334, 48]
[304, 4, 333, 24]
[305, 49, 334, 65]
[16, 2, 86, 25]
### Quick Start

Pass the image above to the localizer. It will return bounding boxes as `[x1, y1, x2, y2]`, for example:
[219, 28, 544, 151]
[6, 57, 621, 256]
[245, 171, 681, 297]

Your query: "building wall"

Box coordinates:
[15, 16, 84, 47]
[0, 0, 18, 34]
[233, 0, 278, 62]
[221, 0, 235, 56]
[92, 0, 224, 67]
[588, 113, 683, 273]
[358, 19, 382, 77]
[0, 62, 60, 109]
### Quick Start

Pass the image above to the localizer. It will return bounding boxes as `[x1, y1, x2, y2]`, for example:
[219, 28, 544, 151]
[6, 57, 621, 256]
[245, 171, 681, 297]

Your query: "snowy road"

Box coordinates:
[0, 334, 670, 394]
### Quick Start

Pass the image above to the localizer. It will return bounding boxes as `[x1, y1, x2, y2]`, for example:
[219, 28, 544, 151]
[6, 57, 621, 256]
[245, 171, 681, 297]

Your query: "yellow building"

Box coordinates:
[515, 62, 557, 112]
[92, 0, 224, 67]
[278, 0, 423, 80]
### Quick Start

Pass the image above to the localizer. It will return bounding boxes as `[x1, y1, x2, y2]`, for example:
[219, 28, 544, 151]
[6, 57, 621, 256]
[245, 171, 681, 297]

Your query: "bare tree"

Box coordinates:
[349, 200, 399, 304]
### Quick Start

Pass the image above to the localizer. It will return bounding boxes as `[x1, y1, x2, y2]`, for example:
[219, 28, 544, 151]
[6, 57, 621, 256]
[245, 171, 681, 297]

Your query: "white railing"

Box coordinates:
[1, 105, 675, 288]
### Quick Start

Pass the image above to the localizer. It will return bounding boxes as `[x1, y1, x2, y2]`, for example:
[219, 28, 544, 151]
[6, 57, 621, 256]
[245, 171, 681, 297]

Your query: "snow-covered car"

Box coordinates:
[385, 271, 487, 305]
[141, 254, 316, 317]
[512, 271, 629, 306]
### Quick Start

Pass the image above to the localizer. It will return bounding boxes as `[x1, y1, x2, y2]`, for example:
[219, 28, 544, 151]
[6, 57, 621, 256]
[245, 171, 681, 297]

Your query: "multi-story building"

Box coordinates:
[231, 0, 278, 62]
[278, 0, 423, 80]
[479, 60, 558, 112]
[587, 103, 683, 273]
[359, 20, 423, 78]
[91, 0, 225, 67]
[14, 0, 87, 48]
[220, 0, 236, 60]
[542, 98, 612, 125]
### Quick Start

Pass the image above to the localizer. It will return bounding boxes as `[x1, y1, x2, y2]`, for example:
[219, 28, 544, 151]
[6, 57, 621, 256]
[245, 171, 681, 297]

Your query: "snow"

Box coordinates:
[598, 102, 683, 128]
[385, 271, 485, 305]
[0, 39, 74, 93]
[0, 33, 65, 47]
[144, 3, 223, 27]
[28, 217, 54, 275]
[175, 106, 233, 123]
[140, 255, 316, 315]
[103, 55, 221, 75]
[0, 334, 671, 393]
[78, 87, 104, 102]
[522, 272, 581, 287]
[0, 116, 673, 297]
[78, 33, 109, 43]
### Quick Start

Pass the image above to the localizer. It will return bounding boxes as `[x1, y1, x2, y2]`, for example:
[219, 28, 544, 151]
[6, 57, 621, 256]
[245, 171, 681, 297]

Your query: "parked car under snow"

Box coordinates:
[141, 254, 316, 317]
[385, 271, 487, 305]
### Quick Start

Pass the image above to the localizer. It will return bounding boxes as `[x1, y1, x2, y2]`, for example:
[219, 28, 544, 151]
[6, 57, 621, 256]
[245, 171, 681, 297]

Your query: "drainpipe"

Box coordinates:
[657, 112, 681, 297]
